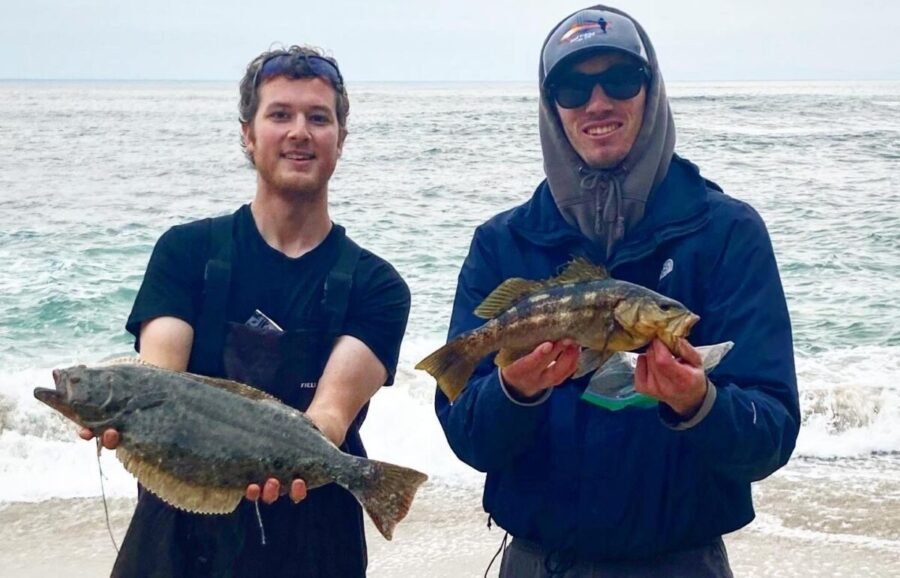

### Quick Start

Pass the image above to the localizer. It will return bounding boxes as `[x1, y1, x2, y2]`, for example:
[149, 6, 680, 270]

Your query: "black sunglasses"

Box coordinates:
[252, 53, 344, 91]
[549, 64, 649, 108]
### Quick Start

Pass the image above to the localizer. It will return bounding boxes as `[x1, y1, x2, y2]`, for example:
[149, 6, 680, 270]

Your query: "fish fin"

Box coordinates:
[183, 373, 281, 403]
[473, 257, 607, 320]
[96, 356, 147, 366]
[348, 458, 428, 540]
[550, 257, 609, 285]
[494, 347, 532, 368]
[80, 391, 168, 430]
[126, 391, 168, 412]
[95, 358, 279, 404]
[574, 349, 615, 379]
[415, 339, 479, 402]
[117, 447, 243, 515]
[474, 278, 543, 319]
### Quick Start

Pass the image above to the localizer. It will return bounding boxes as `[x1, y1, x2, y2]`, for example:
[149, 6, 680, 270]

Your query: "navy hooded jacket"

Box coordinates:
[435, 155, 800, 561]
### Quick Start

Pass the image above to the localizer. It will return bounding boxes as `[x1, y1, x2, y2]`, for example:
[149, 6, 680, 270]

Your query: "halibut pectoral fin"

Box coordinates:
[494, 347, 533, 368]
[117, 447, 243, 515]
[475, 278, 543, 319]
[127, 390, 168, 412]
[574, 348, 614, 379]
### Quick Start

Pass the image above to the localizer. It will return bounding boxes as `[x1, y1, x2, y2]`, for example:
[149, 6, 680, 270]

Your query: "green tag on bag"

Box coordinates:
[580, 342, 734, 411]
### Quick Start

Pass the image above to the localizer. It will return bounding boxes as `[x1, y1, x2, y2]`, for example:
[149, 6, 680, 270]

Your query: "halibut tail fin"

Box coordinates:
[351, 459, 428, 540]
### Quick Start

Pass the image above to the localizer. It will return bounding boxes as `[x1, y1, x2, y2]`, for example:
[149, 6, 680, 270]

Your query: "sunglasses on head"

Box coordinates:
[252, 53, 345, 91]
[549, 64, 649, 109]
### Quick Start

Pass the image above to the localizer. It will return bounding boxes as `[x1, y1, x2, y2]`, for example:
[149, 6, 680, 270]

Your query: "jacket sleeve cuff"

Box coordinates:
[498, 367, 553, 406]
[659, 378, 717, 431]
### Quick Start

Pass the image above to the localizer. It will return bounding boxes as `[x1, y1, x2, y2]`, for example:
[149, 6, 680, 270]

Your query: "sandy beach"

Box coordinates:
[2, 457, 899, 577]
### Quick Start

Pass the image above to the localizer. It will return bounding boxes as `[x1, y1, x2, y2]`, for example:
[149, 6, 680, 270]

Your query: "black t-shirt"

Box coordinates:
[126, 204, 410, 385]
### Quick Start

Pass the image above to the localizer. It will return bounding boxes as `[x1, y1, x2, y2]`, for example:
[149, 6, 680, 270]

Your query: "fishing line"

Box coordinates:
[483, 532, 508, 577]
[96, 438, 120, 553]
[254, 499, 267, 546]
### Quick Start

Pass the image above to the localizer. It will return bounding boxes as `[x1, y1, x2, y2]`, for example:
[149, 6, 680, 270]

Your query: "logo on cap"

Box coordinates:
[560, 18, 611, 44]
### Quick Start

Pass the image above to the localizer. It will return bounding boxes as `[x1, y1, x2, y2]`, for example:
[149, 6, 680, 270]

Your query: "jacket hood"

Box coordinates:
[507, 156, 713, 255]
[539, 4, 676, 258]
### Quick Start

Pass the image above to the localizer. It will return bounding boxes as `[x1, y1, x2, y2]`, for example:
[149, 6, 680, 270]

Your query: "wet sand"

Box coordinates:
[3, 458, 899, 577]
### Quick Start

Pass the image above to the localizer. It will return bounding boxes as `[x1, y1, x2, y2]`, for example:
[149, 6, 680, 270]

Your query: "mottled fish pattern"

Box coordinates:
[417, 258, 699, 401]
[34, 360, 427, 540]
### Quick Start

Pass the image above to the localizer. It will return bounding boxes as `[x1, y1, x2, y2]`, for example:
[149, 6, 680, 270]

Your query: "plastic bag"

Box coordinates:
[580, 341, 734, 411]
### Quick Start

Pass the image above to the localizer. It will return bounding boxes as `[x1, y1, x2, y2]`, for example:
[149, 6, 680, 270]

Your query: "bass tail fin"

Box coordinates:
[349, 458, 428, 540]
[415, 339, 480, 402]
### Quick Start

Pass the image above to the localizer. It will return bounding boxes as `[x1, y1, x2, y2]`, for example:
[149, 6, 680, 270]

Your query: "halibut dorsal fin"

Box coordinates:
[98, 356, 278, 403]
[474, 278, 543, 319]
[184, 373, 281, 403]
[97, 356, 146, 367]
[550, 257, 609, 285]
[117, 447, 244, 515]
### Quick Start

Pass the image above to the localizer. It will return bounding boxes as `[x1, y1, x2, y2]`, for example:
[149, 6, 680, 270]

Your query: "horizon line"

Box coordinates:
[1, 77, 899, 84]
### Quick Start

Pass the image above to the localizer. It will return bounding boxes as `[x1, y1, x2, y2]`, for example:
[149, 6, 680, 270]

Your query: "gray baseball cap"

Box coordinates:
[542, 9, 648, 86]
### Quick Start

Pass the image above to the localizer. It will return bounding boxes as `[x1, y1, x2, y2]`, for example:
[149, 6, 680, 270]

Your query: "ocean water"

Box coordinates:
[1, 80, 899, 569]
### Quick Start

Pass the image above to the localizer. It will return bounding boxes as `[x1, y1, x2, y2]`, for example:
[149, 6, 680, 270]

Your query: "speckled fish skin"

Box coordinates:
[416, 259, 699, 402]
[465, 279, 673, 355]
[34, 363, 427, 540]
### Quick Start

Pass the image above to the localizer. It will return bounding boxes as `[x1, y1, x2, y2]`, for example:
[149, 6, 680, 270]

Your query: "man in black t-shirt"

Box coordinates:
[80, 45, 411, 578]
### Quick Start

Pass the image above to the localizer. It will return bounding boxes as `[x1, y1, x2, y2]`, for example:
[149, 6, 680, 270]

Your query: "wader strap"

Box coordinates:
[321, 229, 362, 343]
[320, 229, 365, 451]
[189, 212, 235, 376]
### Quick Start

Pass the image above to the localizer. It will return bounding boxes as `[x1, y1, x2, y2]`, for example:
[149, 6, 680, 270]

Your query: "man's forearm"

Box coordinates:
[305, 335, 387, 446]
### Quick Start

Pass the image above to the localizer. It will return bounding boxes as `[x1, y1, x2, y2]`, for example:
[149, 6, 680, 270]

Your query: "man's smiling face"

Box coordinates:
[554, 52, 647, 169]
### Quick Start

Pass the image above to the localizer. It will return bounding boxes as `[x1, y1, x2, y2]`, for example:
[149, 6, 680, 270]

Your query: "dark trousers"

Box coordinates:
[499, 537, 734, 578]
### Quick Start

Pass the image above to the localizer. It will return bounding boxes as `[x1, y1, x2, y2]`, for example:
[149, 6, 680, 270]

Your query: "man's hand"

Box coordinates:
[79, 427, 119, 449]
[245, 478, 308, 505]
[500, 339, 580, 400]
[635, 338, 708, 418]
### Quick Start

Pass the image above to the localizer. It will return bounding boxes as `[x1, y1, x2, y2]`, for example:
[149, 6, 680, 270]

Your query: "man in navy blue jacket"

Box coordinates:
[435, 5, 800, 577]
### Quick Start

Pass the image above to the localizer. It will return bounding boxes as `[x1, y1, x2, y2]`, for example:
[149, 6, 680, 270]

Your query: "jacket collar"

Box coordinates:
[508, 155, 716, 263]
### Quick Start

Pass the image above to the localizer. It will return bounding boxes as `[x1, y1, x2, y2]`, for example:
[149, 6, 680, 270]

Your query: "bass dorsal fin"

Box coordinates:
[474, 278, 543, 319]
[550, 257, 609, 285]
[473, 258, 607, 320]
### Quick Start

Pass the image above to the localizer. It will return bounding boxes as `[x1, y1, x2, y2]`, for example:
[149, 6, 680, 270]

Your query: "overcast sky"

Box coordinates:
[2, 0, 898, 82]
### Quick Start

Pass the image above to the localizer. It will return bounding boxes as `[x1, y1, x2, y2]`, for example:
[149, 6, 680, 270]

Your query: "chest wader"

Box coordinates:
[112, 214, 368, 578]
